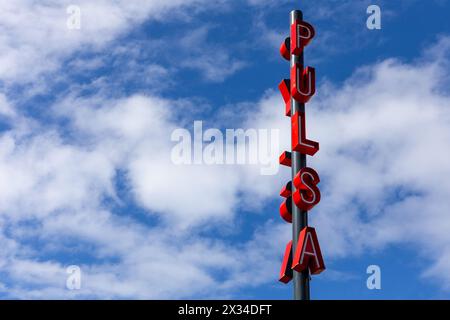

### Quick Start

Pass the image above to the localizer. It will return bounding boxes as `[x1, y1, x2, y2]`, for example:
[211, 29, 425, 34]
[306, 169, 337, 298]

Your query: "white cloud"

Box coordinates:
[0, 0, 213, 84]
[53, 94, 245, 228]
[0, 89, 290, 298]
[0, 94, 16, 117]
[178, 26, 246, 82]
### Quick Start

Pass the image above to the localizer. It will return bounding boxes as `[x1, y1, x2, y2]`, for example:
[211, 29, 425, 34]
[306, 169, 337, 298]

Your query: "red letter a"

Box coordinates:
[292, 227, 325, 275]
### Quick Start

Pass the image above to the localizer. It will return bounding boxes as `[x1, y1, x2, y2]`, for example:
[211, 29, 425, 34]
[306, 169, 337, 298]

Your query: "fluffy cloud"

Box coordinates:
[0, 0, 268, 299]
[0, 88, 290, 298]
[178, 26, 247, 82]
[0, 0, 217, 84]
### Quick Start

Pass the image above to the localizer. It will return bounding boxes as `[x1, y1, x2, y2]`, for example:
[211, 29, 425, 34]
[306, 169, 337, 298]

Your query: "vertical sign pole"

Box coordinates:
[290, 9, 310, 301]
[278, 8, 323, 299]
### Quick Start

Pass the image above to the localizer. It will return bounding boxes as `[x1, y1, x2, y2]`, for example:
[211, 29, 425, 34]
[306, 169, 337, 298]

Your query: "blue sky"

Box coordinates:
[1, 0, 450, 299]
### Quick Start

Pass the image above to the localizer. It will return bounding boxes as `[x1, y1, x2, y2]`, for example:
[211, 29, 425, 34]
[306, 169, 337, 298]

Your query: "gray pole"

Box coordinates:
[290, 9, 310, 301]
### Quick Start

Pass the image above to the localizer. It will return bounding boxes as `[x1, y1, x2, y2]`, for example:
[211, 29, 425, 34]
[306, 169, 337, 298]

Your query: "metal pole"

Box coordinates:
[290, 9, 310, 301]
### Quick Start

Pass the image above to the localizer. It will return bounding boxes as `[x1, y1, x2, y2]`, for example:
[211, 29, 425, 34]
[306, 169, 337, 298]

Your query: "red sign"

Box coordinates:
[279, 227, 325, 283]
[291, 66, 315, 103]
[291, 20, 315, 55]
[292, 227, 325, 275]
[292, 167, 321, 211]
[277, 15, 325, 285]
[291, 111, 319, 155]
